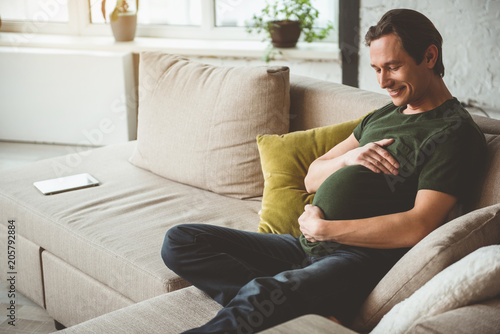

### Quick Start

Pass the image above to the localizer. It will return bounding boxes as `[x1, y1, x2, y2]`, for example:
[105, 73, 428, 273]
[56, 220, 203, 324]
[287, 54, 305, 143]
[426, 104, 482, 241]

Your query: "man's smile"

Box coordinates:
[388, 87, 405, 97]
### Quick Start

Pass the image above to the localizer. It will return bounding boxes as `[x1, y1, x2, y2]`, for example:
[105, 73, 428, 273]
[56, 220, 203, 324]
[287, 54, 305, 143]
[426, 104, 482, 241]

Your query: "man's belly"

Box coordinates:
[312, 165, 416, 220]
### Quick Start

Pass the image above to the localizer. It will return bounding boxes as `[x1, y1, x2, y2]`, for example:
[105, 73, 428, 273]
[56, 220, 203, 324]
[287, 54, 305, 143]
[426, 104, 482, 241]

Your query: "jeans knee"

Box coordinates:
[161, 224, 192, 271]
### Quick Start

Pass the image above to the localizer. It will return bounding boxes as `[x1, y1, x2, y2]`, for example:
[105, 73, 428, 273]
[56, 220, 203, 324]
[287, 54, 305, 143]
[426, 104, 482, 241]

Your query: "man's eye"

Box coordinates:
[389, 66, 400, 71]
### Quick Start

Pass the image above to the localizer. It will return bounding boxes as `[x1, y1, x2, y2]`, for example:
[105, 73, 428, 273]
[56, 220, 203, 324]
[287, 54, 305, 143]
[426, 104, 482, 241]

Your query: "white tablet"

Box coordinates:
[34, 173, 100, 195]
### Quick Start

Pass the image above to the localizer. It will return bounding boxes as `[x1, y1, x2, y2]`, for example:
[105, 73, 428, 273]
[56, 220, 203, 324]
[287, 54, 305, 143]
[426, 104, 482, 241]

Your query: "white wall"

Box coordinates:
[358, 0, 500, 117]
[0, 44, 339, 146]
[0, 47, 137, 146]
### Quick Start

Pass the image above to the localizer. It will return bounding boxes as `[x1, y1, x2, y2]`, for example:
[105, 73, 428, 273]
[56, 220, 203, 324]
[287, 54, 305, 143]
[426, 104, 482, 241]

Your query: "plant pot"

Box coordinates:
[110, 12, 137, 42]
[268, 20, 301, 48]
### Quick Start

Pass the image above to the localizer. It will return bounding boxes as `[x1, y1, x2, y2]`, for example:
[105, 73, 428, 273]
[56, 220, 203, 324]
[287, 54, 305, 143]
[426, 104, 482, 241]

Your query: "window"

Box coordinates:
[0, 0, 69, 22]
[137, 0, 201, 26]
[0, 0, 77, 35]
[215, 1, 265, 27]
[0, 0, 338, 43]
[89, 0, 202, 26]
[214, 0, 336, 31]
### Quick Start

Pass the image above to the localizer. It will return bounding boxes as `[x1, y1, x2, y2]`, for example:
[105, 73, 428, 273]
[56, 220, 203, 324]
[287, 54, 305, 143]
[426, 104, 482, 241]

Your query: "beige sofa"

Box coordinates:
[1, 52, 499, 333]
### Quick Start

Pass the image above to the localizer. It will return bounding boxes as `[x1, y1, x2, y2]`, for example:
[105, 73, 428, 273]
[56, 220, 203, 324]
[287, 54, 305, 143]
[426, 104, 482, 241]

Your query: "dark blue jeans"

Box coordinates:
[161, 224, 407, 334]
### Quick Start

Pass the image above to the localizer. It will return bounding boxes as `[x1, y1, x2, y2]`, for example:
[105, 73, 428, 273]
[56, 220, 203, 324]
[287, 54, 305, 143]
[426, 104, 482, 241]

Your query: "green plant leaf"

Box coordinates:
[245, 0, 334, 48]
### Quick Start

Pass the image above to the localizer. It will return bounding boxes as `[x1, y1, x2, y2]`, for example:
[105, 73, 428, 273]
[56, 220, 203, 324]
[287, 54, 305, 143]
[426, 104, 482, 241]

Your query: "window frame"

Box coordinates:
[1, 0, 338, 43]
[0, 0, 78, 35]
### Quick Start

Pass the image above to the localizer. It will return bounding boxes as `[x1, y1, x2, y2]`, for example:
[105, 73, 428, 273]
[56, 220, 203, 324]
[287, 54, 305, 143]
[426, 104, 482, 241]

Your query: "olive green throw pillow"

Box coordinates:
[256, 115, 367, 237]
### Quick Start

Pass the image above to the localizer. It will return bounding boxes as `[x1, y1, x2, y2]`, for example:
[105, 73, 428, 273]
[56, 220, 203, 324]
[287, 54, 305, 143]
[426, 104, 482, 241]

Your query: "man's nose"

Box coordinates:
[379, 70, 393, 89]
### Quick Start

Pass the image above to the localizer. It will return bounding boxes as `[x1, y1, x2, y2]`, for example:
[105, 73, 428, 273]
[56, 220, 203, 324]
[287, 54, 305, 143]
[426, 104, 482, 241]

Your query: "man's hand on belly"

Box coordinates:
[344, 138, 400, 175]
[305, 135, 400, 194]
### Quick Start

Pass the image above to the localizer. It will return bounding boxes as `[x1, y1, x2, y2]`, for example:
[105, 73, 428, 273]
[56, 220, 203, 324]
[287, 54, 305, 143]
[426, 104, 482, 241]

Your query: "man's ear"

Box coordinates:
[424, 44, 438, 69]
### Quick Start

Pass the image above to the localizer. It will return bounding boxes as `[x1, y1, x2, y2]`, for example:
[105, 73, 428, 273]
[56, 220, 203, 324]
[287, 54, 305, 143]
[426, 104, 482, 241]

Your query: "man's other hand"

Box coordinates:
[298, 204, 326, 242]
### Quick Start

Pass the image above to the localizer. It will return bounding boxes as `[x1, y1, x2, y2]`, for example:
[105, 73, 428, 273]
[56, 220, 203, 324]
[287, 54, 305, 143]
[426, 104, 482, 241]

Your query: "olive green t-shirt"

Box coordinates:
[300, 98, 486, 257]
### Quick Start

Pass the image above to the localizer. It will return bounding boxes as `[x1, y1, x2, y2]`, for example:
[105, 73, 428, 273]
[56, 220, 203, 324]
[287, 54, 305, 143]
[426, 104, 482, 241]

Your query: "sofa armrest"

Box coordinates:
[261, 315, 358, 334]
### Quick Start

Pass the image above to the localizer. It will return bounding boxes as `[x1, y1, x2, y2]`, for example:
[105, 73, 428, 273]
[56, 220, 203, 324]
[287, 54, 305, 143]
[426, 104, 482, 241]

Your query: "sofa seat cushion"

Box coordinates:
[0, 142, 261, 303]
[59, 286, 222, 334]
[261, 315, 357, 334]
[59, 287, 357, 334]
[130, 52, 291, 199]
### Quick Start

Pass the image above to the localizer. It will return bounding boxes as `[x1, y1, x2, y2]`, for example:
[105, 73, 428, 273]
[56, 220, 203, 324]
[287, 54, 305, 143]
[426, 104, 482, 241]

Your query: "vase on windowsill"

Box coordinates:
[101, 0, 139, 42]
[110, 12, 137, 42]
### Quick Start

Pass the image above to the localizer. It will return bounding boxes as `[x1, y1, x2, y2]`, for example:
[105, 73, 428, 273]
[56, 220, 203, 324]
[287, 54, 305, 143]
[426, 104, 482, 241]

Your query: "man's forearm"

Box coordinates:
[304, 158, 346, 193]
[318, 211, 429, 249]
[299, 189, 457, 249]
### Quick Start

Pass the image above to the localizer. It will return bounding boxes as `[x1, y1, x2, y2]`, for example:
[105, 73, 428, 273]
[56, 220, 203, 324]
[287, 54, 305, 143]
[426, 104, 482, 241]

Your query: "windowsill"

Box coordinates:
[0, 32, 340, 61]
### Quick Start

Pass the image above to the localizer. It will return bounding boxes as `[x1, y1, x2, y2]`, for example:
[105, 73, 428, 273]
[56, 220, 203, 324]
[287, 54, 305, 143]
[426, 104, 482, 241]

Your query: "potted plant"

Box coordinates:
[246, 0, 334, 61]
[102, 0, 139, 42]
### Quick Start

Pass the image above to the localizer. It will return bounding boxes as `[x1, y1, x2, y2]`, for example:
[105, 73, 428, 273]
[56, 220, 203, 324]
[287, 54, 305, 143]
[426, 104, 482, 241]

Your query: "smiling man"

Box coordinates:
[299, 9, 486, 253]
[162, 9, 486, 334]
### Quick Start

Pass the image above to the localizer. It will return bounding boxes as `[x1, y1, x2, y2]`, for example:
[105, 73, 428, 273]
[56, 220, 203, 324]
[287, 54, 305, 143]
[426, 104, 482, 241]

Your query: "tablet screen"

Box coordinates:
[34, 173, 100, 195]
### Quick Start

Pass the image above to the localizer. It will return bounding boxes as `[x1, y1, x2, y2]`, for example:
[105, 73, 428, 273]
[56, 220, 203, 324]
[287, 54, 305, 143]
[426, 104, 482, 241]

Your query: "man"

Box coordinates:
[162, 9, 486, 334]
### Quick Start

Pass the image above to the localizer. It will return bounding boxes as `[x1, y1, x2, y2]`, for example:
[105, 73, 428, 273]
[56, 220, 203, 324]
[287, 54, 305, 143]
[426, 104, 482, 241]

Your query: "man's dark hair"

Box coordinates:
[365, 9, 445, 77]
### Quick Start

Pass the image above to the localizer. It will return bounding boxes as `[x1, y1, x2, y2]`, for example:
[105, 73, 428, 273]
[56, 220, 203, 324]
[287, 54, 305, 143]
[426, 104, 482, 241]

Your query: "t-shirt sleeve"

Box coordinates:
[418, 124, 486, 201]
[353, 110, 376, 141]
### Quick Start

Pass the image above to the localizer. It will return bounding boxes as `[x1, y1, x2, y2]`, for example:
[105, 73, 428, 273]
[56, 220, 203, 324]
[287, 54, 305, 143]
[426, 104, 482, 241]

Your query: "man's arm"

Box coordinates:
[304, 133, 400, 193]
[298, 189, 457, 249]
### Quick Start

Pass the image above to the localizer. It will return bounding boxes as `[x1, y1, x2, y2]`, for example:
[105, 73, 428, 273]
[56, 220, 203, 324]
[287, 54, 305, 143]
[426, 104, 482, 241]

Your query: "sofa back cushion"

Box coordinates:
[130, 53, 290, 199]
[288, 75, 391, 131]
[472, 134, 500, 209]
[469, 115, 500, 210]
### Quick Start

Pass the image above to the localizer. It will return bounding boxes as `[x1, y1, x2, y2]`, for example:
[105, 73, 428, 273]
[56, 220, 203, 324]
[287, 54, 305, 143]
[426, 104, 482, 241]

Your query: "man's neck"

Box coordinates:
[403, 77, 453, 115]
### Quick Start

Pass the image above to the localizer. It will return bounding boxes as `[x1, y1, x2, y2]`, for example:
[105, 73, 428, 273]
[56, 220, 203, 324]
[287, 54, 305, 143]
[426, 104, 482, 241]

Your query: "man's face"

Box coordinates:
[369, 33, 432, 107]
